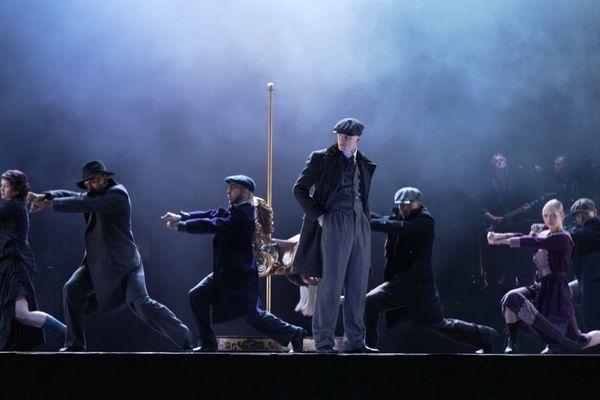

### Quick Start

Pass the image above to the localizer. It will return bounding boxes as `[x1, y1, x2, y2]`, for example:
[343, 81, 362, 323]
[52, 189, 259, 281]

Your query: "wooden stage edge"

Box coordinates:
[2, 349, 600, 398]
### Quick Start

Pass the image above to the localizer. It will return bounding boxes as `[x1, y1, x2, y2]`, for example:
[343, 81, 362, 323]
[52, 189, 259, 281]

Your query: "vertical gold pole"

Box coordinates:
[266, 82, 274, 312]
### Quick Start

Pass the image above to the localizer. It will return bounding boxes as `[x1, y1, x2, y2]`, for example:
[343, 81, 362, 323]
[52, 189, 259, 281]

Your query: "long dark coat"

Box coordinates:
[47, 180, 146, 312]
[370, 207, 444, 327]
[292, 144, 376, 278]
[568, 216, 600, 330]
[178, 202, 260, 323]
[0, 199, 44, 350]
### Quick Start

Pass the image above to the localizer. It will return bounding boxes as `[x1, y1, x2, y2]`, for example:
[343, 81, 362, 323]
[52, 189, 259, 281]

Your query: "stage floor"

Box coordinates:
[2, 350, 600, 399]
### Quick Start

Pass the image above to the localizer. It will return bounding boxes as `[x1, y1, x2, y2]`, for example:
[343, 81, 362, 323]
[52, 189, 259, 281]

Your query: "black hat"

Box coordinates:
[570, 198, 596, 216]
[225, 175, 256, 193]
[332, 117, 364, 136]
[394, 187, 421, 204]
[76, 160, 114, 188]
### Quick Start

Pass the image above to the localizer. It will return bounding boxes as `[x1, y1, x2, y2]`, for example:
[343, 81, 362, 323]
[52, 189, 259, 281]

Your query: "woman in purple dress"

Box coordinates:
[487, 199, 600, 353]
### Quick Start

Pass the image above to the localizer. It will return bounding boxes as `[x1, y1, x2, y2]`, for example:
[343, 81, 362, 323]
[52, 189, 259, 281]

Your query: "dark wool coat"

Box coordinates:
[292, 144, 376, 278]
[370, 207, 444, 327]
[178, 202, 260, 323]
[0, 199, 44, 350]
[48, 180, 147, 312]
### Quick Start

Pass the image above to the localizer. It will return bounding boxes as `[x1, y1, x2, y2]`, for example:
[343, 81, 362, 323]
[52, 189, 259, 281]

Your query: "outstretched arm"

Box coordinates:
[487, 231, 523, 245]
[49, 189, 129, 214]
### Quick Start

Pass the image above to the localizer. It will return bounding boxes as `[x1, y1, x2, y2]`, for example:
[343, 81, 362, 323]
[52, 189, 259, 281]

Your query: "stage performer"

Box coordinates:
[366, 186, 498, 353]
[161, 174, 306, 352]
[28, 160, 192, 352]
[488, 199, 600, 353]
[292, 117, 377, 353]
[1, 169, 66, 350]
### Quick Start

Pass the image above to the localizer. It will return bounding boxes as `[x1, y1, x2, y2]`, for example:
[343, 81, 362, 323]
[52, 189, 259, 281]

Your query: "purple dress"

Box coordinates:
[501, 230, 590, 349]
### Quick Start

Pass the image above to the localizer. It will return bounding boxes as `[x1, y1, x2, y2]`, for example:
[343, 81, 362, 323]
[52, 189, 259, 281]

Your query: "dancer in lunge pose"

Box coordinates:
[488, 199, 600, 353]
[161, 175, 306, 352]
[28, 160, 192, 352]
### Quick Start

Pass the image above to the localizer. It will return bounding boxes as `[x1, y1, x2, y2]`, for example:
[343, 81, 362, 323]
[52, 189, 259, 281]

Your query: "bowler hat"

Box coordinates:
[225, 175, 256, 193]
[332, 117, 364, 136]
[570, 198, 596, 216]
[76, 160, 114, 188]
[394, 187, 421, 204]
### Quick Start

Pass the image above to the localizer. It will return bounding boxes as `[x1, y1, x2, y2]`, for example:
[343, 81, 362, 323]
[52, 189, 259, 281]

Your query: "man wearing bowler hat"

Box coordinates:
[27, 160, 193, 351]
[161, 175, 306, 352]
[292, 117, 377, 353]
[365, 187, 498, 352]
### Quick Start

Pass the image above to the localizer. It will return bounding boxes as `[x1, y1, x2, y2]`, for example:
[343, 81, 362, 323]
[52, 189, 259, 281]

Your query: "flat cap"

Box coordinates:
[570, 198, 596, 216]
[332, 117, 364, 136]
[394, 187, 421, 204]
[225, 175, 256, 193]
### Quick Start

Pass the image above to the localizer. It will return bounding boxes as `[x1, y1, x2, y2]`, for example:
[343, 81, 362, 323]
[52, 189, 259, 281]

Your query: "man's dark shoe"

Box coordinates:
[290, 328, 307, 353]
[192, 345, 217, 353]
[59, 346, 86, 352]
[475, 325, 499, 354]
[344, 345, 380, 354]
[316, 348, 338, 354]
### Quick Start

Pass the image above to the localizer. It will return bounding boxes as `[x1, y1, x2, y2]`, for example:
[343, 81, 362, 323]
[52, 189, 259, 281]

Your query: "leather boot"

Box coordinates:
[503, 324, 518, 354]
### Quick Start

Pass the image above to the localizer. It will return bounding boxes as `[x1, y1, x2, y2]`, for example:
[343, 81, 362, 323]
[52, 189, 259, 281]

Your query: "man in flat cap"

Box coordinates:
[27, 160, 193, 351]
[292, 117, 377, 353]
[566, 198, 600, 338]
[161, 175, 306, 352]
[365, 186, 498, 352]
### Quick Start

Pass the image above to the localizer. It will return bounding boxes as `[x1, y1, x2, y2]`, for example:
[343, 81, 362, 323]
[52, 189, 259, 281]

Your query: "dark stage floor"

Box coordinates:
[2, 350, 600, 399]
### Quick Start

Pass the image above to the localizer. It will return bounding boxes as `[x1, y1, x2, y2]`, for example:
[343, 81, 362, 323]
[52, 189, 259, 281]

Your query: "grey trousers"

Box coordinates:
[313, 209, 371, 351]
[63, 265, 192, 350]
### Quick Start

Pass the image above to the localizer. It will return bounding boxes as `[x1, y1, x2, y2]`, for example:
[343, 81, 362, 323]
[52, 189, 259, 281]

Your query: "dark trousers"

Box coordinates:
[365, 279, 489, 350]
[188, 273, 300, 348]
[63, 265, 192, 349]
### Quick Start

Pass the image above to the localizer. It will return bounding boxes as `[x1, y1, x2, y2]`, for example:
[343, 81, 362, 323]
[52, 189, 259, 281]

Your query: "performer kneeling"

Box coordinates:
[161, 175, 306, 352]
[488, 198, 600, 354]
[366, 187, 498, 353]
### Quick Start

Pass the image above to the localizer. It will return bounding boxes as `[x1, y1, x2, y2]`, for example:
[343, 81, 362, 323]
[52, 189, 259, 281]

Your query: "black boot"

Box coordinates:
[504, 323, 518, 354]
[430, 319, 497, 353]
[540, 344, 560, 354]
[475, 324, 499, 354]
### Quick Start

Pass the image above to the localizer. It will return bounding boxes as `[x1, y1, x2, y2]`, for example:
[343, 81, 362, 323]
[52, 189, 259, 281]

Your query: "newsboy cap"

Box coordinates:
[76, 160, 114, 189]
[225, 175, 256, 193]
[570, 198, 596, 216]
[332, 117, 364, 136]
[394, 187, 421, 204]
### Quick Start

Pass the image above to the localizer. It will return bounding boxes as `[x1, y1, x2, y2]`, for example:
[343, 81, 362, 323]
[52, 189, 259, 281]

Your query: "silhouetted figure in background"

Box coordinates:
[535, 154, 582, 209]
[366, 187, 498, 353]
[480, 153, 537, 291]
